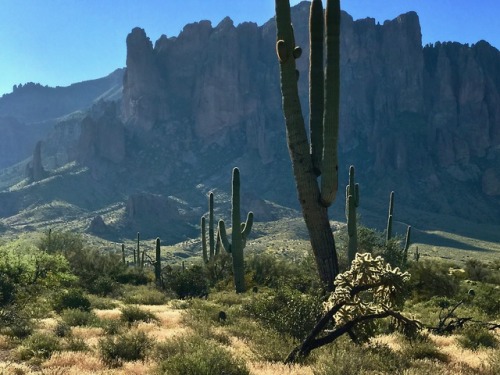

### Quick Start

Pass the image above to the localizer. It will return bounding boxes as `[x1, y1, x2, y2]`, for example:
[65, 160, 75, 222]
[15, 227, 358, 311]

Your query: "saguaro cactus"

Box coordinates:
[275, 0, 341, 288]
[386, 191, 395, 243]
[155, 237, 162, 285]
[346, 166, 360, 264]
[218, 168, 253, 293]
[201, 192, 216, 263]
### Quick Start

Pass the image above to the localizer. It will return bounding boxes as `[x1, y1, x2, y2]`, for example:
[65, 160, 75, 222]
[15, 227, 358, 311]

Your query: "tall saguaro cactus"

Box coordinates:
[155, 237, 162, 285]
[275, 0, 341, 288]
[346, 166, 360, 264]
[218, 168, 253, 293]
[386, 191, 395, 243]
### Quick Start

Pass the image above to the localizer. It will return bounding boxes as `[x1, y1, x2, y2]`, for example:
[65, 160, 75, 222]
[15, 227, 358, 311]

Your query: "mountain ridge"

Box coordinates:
[0, 2, 498, 244]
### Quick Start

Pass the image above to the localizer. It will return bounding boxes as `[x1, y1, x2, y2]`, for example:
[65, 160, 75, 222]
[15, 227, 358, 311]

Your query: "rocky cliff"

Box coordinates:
[114, 1, 499, 224]
[1, 1, 499, 236]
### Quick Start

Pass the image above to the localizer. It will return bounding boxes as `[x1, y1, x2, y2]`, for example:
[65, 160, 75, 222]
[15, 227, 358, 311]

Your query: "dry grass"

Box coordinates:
[0, 300, 498, 374]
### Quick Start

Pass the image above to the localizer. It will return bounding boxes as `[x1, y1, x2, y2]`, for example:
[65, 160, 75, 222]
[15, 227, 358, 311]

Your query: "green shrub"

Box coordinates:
[457, 324, 498, 350]
[464, 259, 491, 282]
[60, 308, 98, 327]
[98, 319, 123, 335]
[116, 268, 152, 285]
[162, 265, 209, 299]
[242, 286, 323, 340]
[400, 334, 448, 362]
[17, 332, 61, 360]
[120, 305, 158, 326]
[98, 331, 152, 367]
[0, 307, 33, 338]
[155, 335, 249, 375]
[64, 336, 89, 352]
[54, 321, 72, 337]
[122, 285, 168, 305]
[471, 283, 500, 316]
[314, 337, 408, 375]
[53, 288, 91, 313]
[407, 260, 461, 301]
[246, 252, 321, 292]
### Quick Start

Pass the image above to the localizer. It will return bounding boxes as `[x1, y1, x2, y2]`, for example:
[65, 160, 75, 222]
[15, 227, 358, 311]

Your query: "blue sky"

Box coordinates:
[0, 0, 498, 97]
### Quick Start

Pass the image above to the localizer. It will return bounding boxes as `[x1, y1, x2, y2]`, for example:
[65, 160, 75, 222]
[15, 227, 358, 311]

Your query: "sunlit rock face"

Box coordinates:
[116, 2, 500, 221]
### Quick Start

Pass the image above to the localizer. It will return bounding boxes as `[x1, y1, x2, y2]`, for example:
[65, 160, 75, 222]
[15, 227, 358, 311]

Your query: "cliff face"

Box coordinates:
[116, 2, 500, 223]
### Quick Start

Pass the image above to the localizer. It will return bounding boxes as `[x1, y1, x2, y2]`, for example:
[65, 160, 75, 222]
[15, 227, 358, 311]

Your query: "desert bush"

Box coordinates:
[98, 319, 123, 335]
[400, 334, 449, 362]
[53, 321, 71, 337]
[98, 330, 152, 367]
[464, 259, 491, 282]
[0, 307, 34, 338]
[314, 337, 408, 375]
[52, 288, 91, 313]
[457, 324, 498, 350]
[406, 260, 461, 301]
[64, 336, 89, 352]
[246, 252, 321, 292]
[17, 332, 61, 360]
[162, 264, 209, 298]
[243, 286, 323, 340]
[60, 308, 98, 327]
[469, 283, 500, 317]
[122, 284, 167, 305]
[120, 305, 158, 326]
[154, 334, 249, 375]
[115, 267, 152, 285]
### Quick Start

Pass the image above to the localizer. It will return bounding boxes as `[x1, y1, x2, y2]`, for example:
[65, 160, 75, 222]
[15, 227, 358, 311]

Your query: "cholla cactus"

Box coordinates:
[325, 253, 410, 330]
[286, 253, 419, 363]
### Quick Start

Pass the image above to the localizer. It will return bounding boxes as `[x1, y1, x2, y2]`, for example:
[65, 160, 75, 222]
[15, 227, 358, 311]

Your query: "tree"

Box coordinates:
[285, 253, 421, 363]
[274, 0, 341, 289]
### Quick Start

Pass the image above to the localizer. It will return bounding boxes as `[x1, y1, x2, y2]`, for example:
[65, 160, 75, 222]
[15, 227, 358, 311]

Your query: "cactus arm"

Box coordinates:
[403, 225, 412, 264]
[242, 212, 254, 238]
[218, 219, 231, 254]
[320, 0, 341, 207]
[309, 0, 325, 175]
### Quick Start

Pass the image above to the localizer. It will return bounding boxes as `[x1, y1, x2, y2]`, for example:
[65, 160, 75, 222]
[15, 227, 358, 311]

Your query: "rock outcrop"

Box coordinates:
[115, 2, 499, 223]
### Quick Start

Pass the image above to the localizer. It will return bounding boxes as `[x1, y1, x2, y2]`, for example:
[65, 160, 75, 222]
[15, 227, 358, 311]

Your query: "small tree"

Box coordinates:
[285, 253, 420, 363]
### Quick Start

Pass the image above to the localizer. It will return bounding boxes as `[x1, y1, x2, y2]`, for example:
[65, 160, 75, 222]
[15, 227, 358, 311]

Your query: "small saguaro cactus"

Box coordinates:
[386, 191, 395, 243]
[201, 192, 217, 264]
[218, 168, 254, 293]
[345, 166, 360, 264]
[155, 237, 162, 285]
[121, 244, 126, 264]
[385, 191, 412, 266]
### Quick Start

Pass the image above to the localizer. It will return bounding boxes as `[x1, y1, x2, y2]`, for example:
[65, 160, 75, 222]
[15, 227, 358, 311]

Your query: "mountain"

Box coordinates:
[0, 1, 499, 243]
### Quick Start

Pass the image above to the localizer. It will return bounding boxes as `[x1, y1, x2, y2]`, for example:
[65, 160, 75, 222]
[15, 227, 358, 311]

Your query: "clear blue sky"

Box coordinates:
[1, 0, 498, 97]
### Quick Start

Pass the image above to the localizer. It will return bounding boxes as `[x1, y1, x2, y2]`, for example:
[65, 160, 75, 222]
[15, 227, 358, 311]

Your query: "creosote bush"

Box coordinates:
[98, 331, 152, 367]
[52, 288, 91, 313]
[243, 286, 323, 340]
[155, 334, 249, 375]
[120, 305, 158, 326]
[162, 264, 209, 299]
[457, 324, 498, 350]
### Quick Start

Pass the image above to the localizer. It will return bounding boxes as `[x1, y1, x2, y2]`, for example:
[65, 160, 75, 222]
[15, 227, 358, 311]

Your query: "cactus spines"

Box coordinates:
[155, 237, 161, 285]
[386, 191, 395, 243]
[218, 168, 253, 293]
[346, 166, 359, 264]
